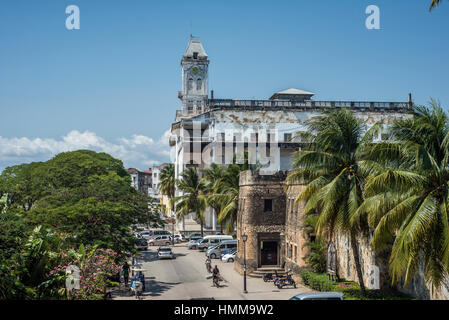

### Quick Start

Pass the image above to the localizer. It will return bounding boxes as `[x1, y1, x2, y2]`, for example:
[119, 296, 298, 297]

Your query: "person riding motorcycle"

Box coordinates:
[212, 265, 220, 287]
[205, 257, 212, 273]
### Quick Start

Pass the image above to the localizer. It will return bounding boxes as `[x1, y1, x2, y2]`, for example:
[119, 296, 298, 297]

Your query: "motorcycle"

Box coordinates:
[276, 269, 296, 289]
[263, 270, 278, 282]
[213, 273, 222, 288]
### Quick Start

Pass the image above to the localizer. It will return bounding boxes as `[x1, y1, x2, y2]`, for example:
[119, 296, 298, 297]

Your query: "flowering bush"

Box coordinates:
[45, 244, 122, 300]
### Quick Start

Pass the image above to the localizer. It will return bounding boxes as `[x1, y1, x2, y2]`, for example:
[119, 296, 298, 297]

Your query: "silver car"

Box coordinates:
[148, 235, 172, 246]
[157, 246, 173, 259]
[187, 238, 203, 250]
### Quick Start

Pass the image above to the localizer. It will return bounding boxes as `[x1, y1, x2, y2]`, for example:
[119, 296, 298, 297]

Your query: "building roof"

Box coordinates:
[183, 36, 208, 59]
[143, 170, 152, 174]
[127, 168, 139, 173]
[269, 88, 314, 100]
[275, 88, 315, 96]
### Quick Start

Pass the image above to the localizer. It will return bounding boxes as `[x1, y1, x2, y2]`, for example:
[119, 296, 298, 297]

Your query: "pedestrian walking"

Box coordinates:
[122, 262, 130, 287]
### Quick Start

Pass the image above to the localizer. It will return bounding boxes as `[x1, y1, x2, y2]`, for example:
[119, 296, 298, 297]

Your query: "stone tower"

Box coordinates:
[179, 35, 209, 116]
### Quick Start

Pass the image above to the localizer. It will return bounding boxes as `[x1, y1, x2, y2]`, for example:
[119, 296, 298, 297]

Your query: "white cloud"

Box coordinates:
[0, 130, 172, 170]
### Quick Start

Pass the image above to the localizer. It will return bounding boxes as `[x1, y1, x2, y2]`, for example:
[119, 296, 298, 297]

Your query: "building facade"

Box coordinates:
[126, 168, 152, 196]
[169, 36, 413, 235]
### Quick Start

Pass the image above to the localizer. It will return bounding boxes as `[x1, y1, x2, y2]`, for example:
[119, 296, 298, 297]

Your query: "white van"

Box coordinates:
[206, 240, 237, 259]
[144, 229, 172, 239]
[197, 235, 233, 251]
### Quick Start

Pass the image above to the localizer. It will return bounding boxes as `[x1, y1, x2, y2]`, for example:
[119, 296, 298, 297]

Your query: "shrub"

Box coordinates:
[300, 270, 334, 292]
[300, 270, 415, 300]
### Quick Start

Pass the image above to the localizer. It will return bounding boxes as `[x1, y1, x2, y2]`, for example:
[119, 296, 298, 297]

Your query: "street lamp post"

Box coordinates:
[242, 234, 248, 294]
[171, 213, 175, 246]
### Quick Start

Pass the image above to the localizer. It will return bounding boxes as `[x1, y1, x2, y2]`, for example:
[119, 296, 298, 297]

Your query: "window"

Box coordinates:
[187, 78, 193, 91]
[197, 78, 202, 90]
[264, 199, 273, 212]
[193, 52, 198, 59]
[284, 133, 292, 142]
[287, 244, 292, 259]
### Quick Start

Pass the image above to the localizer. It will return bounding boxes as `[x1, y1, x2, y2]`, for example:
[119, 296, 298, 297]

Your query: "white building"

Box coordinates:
[169, 36, 413, 235]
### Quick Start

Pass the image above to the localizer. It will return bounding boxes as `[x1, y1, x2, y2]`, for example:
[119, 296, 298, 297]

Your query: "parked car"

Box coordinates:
[145, 229, 172, 239]
[219, 248, 234, 259]
[173, 234, 184, 243]
[206, 240, 237, 259]
[187, 238, 203, 250]
[148, 235, 172, 246]
[186, 233, 202, 241]
[290, 292, 344, 300]
[139, 231, 152, 239]
[188, 236, 202, 243]
[135, 238, 148, 251]
[221, 250, 236, 263]
[198, 235, 233, 251]
[157, 246, 173, 259]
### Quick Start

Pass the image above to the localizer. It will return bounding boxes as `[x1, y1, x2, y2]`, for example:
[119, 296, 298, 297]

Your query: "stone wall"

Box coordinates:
[332, 233, 391, 290]
[235, 170, 287, 274]
[284, 183, 309, 274]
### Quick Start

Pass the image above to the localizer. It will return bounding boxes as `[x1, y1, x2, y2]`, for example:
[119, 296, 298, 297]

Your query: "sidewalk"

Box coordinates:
[215, 258, 313, 300]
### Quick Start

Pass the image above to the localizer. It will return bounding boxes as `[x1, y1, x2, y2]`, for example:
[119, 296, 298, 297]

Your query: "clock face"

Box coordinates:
[192, 67, 199, 75]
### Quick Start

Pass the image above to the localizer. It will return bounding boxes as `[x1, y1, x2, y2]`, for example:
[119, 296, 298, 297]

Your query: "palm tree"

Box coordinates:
[357, 101, 449, 289]
[212, 164, 241, 234]
[287, 108, 382, 296]
[202, 163, 226, 232]
[158, 164, 175, 215]
[174, 167, 208, 237]
[430, 0, 444, 11]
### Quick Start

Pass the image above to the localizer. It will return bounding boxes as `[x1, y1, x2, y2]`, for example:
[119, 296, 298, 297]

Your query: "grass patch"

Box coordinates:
[300, 270, 415, 300]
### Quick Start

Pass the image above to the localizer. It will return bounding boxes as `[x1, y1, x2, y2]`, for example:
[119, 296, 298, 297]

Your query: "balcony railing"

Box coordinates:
[208, 99, 411, 110]
[175, 99, 412, 119]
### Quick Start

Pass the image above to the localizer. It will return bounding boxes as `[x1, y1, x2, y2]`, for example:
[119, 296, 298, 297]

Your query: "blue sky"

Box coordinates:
[1, 0, 448, 170]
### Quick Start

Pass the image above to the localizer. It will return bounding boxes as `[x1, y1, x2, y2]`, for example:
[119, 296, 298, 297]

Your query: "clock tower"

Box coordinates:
[180, 36, 209, 116]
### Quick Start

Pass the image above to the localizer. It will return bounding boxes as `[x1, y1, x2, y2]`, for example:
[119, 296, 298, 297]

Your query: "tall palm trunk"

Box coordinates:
[200, 220, 204, 237]
[350, 232, 367, 296]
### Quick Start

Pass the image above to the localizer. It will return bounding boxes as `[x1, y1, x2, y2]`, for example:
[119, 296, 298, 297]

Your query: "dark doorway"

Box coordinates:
[260, 241, 278, 266]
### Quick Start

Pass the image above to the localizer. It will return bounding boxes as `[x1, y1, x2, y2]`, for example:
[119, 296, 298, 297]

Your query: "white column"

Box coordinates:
[212, 208, 217, 231]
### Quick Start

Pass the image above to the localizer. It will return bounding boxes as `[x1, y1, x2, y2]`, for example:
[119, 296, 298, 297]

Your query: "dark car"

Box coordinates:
[135, 238, 148, 250]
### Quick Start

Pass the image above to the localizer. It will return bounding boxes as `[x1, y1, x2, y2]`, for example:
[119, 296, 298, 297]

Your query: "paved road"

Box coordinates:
[113, 244, 312, 300]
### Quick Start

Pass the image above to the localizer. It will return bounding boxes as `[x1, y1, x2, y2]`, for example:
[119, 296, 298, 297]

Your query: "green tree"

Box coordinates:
[0, 194, 29, 299]
[287, 108, 382, 296]
[158, 164, 175, 214]
[212, 165, 241, 234]
[302, 215, 327, 273]
[0, 150, 153, 255]
[202, 163, 226, 232]
[358, 102, 449, 289]
[174, 167, 207, 237]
